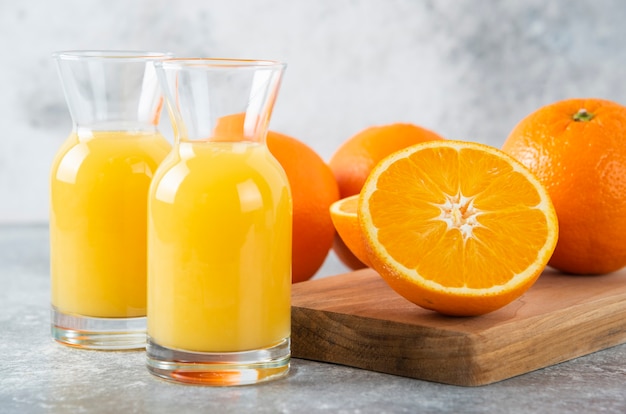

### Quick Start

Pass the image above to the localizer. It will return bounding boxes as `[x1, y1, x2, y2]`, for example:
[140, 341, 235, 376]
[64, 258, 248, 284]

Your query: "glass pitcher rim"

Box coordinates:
[52, 50, 173, 61]
[156, 57, 287, 70]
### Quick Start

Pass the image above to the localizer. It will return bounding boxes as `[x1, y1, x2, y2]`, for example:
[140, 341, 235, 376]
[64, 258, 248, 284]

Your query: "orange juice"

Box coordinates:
[50, 130, 171, 318]
[147, 141, 292, 352]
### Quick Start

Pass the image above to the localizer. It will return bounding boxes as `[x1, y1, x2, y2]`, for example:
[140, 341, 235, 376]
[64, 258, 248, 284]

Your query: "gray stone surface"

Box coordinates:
[1, 224, 626, 413]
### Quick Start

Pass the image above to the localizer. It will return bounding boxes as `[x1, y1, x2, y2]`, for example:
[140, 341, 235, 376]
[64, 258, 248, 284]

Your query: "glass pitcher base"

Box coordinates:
[51, 306, 146, 350]
[146, 337, 290, 386]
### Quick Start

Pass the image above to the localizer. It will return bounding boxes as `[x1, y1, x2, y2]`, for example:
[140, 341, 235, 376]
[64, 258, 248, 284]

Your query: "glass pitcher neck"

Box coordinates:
[54, 50, 170, 130]
[156, 58, 286, 144]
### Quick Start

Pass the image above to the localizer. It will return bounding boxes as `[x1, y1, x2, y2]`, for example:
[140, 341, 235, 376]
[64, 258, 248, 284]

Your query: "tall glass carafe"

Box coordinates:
[146, 58, 291, 385]
[50, 50, 172, 350]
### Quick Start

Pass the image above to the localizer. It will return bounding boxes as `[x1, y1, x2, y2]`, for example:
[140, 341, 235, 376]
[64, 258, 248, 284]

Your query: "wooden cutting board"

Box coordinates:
[290, 267, 626, 386]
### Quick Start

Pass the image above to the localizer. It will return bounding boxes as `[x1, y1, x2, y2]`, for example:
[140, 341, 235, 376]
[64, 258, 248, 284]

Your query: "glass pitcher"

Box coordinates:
[146, 58, 291, 385]
[50, 50, 172, 350]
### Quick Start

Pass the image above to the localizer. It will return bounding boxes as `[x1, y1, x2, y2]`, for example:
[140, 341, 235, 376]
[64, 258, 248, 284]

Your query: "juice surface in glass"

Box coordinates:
[148, 140, 292, 353]
[50, 130, 171, 318]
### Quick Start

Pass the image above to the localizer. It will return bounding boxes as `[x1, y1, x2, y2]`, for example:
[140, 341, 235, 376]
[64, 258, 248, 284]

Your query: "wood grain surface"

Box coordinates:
[291, 267, 626, 386]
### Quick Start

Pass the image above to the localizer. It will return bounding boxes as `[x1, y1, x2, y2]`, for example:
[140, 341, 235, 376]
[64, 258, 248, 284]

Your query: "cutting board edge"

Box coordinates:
[291, 306, 495, 386]
[291, 294, 626, 386]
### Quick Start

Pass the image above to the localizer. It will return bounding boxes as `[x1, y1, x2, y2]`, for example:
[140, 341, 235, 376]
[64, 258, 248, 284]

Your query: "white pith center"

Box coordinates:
[434, 193, 481, 240]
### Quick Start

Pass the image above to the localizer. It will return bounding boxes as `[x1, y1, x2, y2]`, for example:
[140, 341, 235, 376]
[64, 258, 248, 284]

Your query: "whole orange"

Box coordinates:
[502, 98, 626, 275]
[267, 131, 340, 283]
[328, 123, 445, 269]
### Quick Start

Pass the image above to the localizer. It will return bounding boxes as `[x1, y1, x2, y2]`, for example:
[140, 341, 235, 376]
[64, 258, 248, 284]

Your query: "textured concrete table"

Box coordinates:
[1, 224, 625, 413]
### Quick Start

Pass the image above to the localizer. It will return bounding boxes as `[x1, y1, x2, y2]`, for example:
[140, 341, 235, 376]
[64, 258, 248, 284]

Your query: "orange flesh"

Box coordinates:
[365, 144, 554, 292]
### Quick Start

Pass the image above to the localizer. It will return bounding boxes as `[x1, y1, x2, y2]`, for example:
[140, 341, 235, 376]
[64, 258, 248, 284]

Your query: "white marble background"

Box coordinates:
[2, 0, 626, 274]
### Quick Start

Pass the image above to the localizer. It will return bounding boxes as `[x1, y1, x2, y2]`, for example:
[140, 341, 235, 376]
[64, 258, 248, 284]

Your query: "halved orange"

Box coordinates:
[330, 195, 371, 267]
[359, 140, 559, 316]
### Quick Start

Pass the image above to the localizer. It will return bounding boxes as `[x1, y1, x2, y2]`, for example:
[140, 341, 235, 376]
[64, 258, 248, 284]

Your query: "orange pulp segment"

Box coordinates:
[330, 195, 371, 267]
